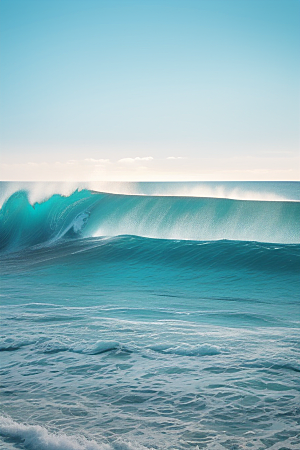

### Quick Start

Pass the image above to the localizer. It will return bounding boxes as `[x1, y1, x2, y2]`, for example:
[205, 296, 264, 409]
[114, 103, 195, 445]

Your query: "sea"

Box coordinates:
[0, 181, 299, 450]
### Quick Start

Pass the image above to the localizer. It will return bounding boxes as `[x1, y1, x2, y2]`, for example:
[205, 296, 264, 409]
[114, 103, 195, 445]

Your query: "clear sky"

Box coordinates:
[0, 0, 299, 181]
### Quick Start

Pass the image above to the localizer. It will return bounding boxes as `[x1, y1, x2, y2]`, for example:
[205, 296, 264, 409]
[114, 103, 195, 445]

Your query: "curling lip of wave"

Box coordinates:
[0, 188, 299, 253]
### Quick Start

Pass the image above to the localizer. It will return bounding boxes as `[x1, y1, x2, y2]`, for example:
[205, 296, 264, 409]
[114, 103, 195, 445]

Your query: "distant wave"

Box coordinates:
[0, 188, 299, 252]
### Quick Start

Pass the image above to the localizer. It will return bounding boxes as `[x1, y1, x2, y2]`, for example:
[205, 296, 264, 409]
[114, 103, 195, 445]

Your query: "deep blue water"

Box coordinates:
[0, 181, 299, 450]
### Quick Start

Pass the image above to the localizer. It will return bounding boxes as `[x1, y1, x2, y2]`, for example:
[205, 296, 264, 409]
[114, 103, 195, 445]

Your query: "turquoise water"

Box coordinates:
[0, 182, 299, 449]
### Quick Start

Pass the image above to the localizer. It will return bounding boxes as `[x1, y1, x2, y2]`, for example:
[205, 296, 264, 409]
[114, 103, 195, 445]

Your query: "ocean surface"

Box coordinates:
[0, 181, 299, 450]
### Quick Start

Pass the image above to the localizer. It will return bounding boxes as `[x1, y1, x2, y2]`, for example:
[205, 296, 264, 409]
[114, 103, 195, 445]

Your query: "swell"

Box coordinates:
[0, 188, 299, 253]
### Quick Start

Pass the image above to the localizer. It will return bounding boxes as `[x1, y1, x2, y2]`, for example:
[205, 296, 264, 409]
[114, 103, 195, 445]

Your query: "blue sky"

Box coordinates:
[0, 0, 299, 180]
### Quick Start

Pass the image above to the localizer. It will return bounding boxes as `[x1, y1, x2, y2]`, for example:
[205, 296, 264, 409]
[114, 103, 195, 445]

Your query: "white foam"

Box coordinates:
[0, 416, 109, 450]
[0, 182, 82, 208]
[0, 416, 153, 450]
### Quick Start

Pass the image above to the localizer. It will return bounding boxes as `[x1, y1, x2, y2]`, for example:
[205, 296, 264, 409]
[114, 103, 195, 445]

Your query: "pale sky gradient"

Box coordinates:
[0, 0, 299, 181]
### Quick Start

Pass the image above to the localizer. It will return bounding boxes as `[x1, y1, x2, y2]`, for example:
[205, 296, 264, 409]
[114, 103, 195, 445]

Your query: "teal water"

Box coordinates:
[0, 182, 299, 450]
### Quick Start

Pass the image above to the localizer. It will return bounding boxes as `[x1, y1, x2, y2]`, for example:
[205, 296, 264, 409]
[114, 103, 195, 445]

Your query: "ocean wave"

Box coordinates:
[0, 334, 223, 360]
[0, 416, 108, 450]
[149, 343, 221, 357]
[42, 339, 129, 356]
[0, 187, 299, 253]
[0, 416, 153, 450]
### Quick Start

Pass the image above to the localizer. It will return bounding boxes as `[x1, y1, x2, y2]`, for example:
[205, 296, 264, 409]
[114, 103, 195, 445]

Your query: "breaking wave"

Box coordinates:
[0, 415, 152, 450]
[0, 186, 299, 253]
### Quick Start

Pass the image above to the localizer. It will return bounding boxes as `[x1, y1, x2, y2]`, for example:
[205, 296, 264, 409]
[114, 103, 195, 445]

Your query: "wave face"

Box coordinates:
[0, 184, 299, 252]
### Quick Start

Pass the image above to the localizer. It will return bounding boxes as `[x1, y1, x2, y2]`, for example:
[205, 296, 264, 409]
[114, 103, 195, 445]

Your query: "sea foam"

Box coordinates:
[0, 416, 152, 450]
[0, 416, 108, 450]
